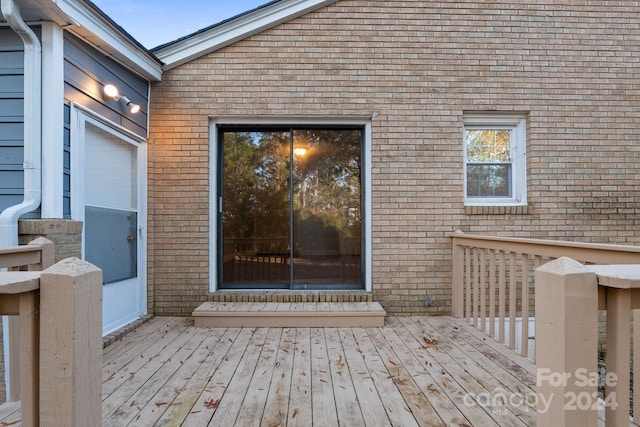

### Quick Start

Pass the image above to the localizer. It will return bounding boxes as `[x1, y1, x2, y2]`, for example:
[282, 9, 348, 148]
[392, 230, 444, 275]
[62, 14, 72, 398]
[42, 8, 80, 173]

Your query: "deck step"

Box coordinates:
[192, 301, 386, 328]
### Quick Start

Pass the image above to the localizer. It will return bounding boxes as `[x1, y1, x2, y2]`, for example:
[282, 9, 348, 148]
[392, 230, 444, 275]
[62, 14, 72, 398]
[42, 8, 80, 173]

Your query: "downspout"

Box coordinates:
[0, 0, 42, 248]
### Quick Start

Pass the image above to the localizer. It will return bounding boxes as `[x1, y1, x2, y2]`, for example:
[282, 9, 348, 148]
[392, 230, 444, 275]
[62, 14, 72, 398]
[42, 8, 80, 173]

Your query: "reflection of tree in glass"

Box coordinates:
[465, 129, 512, 197]
[293, 129, 361, 239]
[223, 129, 362, 246]
[222, 131, 290, 241]
[465, 129, 510, 162]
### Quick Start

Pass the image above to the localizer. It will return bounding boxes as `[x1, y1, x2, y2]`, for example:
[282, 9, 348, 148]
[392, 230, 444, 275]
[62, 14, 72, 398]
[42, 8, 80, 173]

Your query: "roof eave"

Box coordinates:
[154, 0, 338, 71]
[54, 0, 163, 81]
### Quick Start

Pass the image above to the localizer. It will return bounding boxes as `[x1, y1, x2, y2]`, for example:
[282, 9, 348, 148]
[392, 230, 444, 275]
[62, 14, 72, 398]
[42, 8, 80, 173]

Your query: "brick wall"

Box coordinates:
[148, 0, 640, 316]
[18, 219, 82, 262]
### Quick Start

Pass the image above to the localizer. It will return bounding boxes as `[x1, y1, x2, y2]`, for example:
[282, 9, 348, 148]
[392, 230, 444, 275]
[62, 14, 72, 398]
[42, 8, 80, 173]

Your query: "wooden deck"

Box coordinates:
[0, 315, 538, 426]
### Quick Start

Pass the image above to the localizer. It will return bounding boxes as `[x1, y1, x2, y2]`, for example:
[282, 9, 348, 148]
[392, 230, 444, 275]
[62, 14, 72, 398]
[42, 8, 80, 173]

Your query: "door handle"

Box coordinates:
[127, 235, 136, 242]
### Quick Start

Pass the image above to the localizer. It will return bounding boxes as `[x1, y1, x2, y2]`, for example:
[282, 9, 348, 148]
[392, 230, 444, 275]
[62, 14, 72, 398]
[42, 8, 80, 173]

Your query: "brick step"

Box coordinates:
[192, 301, 386, 328]
[206, 290, 374, 303]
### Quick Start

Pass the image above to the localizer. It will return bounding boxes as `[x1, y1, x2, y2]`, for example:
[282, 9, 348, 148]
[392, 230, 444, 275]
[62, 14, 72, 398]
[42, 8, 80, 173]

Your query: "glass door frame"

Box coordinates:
[209, 117, 372, 293]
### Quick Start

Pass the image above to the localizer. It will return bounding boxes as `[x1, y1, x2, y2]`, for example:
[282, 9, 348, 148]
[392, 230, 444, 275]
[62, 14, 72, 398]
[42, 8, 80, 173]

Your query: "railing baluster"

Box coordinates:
[488, 249, 496, 338]
[472, 248, 479, 327]
[464, 246, 471, 322]
[521, 253, 529, 358]
[509, 251, 517, 351]
[479, 249, 486, 332]
[534, 255, 543, 268]
[451, 237, 465, 318]
[634, 309, 640, 425]
[498, 250, 506, 344]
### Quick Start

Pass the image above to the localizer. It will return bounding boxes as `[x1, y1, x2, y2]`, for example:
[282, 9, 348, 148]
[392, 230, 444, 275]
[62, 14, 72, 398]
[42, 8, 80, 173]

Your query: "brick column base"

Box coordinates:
[18, 219, 83, 262]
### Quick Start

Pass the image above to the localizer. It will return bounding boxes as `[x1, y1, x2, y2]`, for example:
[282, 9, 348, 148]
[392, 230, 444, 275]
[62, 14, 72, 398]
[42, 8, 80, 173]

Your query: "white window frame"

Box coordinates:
[209, 116, 372, 292]
[463, 114, 527, 206]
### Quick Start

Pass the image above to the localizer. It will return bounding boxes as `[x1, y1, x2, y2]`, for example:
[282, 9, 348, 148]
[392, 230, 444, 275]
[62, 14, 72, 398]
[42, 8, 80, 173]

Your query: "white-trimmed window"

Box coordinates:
[463, 114, 527, 206]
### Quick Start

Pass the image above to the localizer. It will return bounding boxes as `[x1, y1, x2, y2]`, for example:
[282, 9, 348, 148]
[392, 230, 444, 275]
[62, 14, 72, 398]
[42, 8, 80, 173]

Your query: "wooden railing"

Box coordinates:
[536, 259, 640, 426]
[0, 237, 54, 406]
[0, 236, 55, 271]
[450, 230, 640, 359]
[0, 239, 102, 426]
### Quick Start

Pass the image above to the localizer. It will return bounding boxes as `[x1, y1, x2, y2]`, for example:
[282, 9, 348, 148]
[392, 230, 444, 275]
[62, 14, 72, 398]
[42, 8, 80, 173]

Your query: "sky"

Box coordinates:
[93, 0, 270, 49]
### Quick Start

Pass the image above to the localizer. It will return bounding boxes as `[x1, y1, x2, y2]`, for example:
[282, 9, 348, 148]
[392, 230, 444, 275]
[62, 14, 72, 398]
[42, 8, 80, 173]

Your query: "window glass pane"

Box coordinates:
[220, 128, 363, 289]
[221, 131, 291, 286]
[85, 207, 137, 283]
[465, 129, 511, 163]
[466, 164, 512, 197]
[292, 129, 362, 287]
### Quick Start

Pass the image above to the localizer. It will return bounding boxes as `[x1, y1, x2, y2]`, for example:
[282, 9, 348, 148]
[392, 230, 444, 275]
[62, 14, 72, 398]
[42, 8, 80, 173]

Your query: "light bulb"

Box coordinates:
[104, 84, 119, 98]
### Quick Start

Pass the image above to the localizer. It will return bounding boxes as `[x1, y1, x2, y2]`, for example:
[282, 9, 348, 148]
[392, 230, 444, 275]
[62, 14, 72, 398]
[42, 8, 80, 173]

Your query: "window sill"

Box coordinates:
[464, 205, 530, 215]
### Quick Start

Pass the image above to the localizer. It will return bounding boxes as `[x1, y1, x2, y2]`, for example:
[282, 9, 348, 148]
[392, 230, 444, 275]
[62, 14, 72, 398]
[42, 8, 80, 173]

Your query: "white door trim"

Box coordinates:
[208, 116, 372, 292]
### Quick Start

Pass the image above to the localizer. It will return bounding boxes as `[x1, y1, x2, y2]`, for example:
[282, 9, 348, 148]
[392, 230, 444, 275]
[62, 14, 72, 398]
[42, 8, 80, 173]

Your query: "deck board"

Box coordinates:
[337, 327, 392, 426]
[0, 315, 548, 426]
[378, 321, 472, 426]
[286, 327, 312, 427]
[260, 327, 296, 426]
[351, 327, 421, 427]
[234, 327, 282, 427]
[408, 317, 533, 425]
[310, 327, 339, 427]
[324, 327, 366, 426]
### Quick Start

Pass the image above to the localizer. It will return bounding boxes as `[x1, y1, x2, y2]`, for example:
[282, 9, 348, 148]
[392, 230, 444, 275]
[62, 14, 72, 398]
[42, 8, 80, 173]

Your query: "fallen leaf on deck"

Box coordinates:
[204, 398, 220, 409]
[423, 337, 438, 346]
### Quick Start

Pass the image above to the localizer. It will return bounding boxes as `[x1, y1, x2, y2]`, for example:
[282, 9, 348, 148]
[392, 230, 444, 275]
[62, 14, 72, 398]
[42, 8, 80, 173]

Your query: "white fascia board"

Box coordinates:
[156, 0, 338, 71]
[52, 0, 162, 81]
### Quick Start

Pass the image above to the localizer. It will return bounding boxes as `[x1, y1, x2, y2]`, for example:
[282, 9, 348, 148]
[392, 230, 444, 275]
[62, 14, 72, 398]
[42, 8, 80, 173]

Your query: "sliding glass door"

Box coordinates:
[219, 127, 363, 290]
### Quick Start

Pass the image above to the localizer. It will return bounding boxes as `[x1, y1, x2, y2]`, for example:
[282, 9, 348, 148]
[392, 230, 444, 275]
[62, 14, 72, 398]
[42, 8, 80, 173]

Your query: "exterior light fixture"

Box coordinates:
[293, 146, 308, 156]
[103, 84, 141, 114]
[104, 84, 119, 98]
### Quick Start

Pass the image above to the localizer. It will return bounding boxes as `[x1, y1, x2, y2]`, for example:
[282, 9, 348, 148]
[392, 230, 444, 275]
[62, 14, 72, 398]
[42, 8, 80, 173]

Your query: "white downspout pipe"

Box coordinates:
[0, 0, 42, 248]
[0, 0, 42, 402]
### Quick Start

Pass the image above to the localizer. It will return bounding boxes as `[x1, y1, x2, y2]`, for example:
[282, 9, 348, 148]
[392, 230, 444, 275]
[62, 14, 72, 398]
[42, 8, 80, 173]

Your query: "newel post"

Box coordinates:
[451, 230, 465, 318]
[39, 257, 103, 427]
[535, 257, 598, 427]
